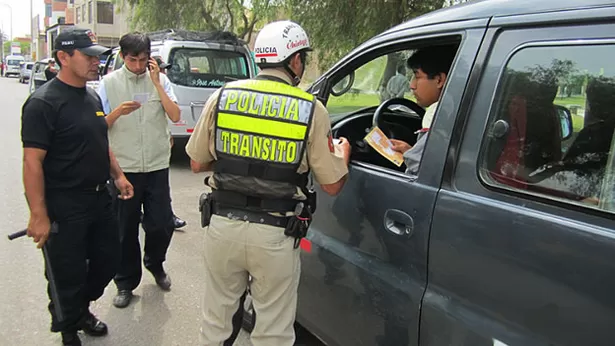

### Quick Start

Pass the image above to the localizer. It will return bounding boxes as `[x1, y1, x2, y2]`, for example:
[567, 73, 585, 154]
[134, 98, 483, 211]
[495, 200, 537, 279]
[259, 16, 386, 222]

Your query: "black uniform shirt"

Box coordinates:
[21, 78, 110, 191]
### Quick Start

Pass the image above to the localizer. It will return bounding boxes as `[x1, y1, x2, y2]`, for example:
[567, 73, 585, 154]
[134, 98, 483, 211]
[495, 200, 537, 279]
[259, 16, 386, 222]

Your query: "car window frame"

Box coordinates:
[166, 47, 250, 88]
[476, 38, 615, 216]
[315, 33, 466, 182]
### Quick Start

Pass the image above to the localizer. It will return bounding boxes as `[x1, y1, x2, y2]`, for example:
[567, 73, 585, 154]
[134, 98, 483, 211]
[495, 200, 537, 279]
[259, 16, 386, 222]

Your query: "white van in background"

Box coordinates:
[101, 29, 258, 139]
[4, 55, 25, 77]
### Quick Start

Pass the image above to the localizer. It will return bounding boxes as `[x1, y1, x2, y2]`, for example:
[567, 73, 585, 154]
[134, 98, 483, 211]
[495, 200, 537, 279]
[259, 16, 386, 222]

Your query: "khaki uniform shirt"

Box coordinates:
[186, 69, 348, 189]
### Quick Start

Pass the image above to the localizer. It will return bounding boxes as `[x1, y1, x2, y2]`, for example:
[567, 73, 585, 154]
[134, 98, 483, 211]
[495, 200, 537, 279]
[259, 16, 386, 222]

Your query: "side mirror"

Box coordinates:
[555, 105, 573, 140]
[331, 71, 355, 97]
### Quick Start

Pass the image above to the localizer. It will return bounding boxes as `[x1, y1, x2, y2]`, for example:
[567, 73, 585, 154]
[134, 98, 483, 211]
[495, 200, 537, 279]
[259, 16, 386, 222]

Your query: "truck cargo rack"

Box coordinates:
[145, 29, 246, 46]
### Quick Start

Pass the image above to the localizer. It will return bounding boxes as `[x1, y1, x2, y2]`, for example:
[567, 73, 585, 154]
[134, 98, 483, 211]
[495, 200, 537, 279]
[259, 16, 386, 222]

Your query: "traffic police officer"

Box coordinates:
[186, 20, 351, 346]
[21, 28, 134, 346]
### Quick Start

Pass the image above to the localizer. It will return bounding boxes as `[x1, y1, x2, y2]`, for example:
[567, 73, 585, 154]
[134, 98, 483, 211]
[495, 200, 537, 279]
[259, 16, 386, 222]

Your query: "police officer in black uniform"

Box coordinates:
[21, 28, 134, 346]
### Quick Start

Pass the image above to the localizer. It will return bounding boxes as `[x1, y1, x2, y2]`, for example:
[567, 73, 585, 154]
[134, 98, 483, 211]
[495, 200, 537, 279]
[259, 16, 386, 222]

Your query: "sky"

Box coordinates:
[0, 0, 45, 39]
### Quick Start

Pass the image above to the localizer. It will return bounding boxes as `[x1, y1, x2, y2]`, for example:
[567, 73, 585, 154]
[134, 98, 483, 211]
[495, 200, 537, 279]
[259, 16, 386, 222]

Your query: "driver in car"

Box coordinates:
[390, 45, 457, 175]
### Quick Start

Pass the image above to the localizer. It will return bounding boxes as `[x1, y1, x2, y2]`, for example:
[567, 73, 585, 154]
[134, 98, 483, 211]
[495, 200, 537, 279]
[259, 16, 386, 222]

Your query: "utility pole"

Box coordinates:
[30, 0, 34, 61]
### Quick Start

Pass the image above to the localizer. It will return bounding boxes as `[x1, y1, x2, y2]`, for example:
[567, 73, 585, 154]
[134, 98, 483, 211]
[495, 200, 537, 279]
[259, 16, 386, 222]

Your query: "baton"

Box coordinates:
[7, 229, 27, 240]
[8, 223, 64, 322]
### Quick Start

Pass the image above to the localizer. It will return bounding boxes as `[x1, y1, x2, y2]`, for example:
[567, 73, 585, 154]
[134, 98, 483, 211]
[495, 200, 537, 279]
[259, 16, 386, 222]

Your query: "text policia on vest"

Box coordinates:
[215, 83, 315, 165]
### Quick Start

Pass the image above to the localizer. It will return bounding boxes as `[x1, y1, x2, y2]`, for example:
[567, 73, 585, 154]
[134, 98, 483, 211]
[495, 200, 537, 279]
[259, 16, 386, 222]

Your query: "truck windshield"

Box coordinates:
[166, 48, 250, 88]
[7, 60, 22, 66]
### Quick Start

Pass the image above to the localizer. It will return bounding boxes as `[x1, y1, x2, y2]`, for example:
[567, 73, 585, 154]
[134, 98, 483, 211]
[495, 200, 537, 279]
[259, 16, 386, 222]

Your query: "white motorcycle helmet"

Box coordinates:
[253, 20, 312, 84]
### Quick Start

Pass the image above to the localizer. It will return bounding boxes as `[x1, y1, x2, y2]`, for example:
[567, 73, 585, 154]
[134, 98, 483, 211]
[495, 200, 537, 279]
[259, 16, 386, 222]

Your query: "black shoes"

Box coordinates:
[113, 271, 170, 309]
[61, 332, 81, 346]
[61, 311, 107, 345]
[112, 290, 133, 308]
[141, 212, 186, 229]
[153, 271, 172, 291]
[173, 214, 187, 229]
[79, 311, 108, 336]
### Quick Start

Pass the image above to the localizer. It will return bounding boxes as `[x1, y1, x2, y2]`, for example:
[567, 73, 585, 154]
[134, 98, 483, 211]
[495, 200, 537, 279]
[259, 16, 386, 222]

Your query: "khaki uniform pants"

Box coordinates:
[200, 214, 301, 346]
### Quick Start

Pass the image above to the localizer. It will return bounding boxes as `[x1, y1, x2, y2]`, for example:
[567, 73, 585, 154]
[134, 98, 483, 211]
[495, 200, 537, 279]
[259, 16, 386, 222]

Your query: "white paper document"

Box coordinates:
[132, 93, 149, 104]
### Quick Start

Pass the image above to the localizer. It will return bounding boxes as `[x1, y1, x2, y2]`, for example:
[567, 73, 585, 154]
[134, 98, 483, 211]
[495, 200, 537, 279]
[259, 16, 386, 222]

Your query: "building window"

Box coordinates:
[81, 4, 86, 22]
[76, 8, 80, 24]
[88, 1, 92, 24]
[45, 4, 52, 17]
[480, 43, 615, 212]
[97, 2, 114, 24]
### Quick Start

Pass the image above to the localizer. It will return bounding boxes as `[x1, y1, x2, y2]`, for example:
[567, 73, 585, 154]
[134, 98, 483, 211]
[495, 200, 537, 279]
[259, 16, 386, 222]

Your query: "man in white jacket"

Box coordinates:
[97, 32, 181, 308]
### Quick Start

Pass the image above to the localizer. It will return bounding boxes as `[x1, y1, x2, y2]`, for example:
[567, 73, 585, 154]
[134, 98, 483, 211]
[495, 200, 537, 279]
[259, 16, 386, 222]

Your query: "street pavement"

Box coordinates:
[0, 76, 322, 346]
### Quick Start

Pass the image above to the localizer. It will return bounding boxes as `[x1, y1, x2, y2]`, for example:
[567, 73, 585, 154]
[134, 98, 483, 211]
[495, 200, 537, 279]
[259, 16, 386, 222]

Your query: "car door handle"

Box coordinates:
[383, 209, 414, 237]
[190, 101, 207, 121]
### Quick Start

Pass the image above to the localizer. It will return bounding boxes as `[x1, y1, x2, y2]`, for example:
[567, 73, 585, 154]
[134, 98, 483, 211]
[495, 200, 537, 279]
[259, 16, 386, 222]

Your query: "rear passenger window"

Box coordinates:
[480, 44, 615, 212]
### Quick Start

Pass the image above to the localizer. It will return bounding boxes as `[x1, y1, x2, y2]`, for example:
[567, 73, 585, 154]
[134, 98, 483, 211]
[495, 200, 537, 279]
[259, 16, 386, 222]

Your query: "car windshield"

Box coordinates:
[166, 48, 250, 88]
[7, 59, 21, 66]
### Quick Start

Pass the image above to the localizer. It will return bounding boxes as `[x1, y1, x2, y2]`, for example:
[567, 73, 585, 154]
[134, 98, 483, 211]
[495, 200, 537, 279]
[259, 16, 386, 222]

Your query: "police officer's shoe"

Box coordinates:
[61, 331, 81, 346]
[112, 290, 133, 308]
[153, 272, 172, 291]
[173, 214, 187, 229]
[79, 311, 108, 336]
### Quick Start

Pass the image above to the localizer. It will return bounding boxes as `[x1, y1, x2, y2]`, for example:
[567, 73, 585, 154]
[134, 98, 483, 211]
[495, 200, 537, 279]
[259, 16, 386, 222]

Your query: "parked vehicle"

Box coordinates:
[3, 55, 25, 78]
[28, 59, 53, 94]
[101, 29, 257, 139]
[241, 1, 615, 345]
[19, 62, 35, 84]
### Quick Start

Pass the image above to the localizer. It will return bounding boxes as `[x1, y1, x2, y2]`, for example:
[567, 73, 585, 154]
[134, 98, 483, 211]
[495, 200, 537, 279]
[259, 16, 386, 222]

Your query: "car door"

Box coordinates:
[423, 6, 615, 346]
[295, 22, 488, 346]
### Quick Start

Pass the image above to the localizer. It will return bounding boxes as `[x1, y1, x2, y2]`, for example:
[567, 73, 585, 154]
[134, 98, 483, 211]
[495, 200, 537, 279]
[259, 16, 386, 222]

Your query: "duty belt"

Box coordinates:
[212, 203, 290, 228]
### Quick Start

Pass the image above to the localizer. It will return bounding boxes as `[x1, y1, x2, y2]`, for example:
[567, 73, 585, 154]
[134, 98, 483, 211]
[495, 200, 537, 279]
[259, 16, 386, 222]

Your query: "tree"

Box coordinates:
[286, 0, 467, 72]
[112, 0, 280, 41]
[2, 41, 31, 57]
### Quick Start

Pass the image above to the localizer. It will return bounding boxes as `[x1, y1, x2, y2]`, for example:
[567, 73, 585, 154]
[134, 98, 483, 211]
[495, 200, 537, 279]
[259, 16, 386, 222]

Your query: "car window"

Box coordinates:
[34, 63, 46, 73]
[480, 43, 615, 212]
[7, 59, 21, 66]
[26, 64, 33, 70]
[167, 48, 249, 88]
[327, 50, 415, 117]
[108, 52, 122, 73]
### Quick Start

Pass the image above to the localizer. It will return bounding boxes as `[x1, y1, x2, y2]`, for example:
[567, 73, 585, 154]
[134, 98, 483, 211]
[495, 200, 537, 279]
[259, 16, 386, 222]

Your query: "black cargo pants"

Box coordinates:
[45, 187, 120, 333]
[111, 169, 175, 291]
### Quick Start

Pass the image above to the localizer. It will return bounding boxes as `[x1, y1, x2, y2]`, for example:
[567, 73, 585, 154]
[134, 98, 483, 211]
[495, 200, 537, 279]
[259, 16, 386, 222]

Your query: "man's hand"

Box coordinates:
[27, 213, 51, 249]
[149, 57, 161, 86]
[116, 101, 141, 116]
[390, 139, 412, 153]
[334, 137, 351, 165]
[114, 176, 134, 200]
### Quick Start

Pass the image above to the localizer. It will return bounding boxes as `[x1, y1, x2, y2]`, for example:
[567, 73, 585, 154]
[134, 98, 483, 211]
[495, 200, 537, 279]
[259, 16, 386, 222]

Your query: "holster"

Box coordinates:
[199, 192, 214, 227]
[306, 188, 317, 214]
[284, 203, 313, 248]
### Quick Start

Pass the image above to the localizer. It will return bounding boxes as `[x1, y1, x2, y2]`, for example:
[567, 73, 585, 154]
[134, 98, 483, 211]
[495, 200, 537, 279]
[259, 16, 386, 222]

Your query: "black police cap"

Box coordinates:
[54, 28, 111, 56]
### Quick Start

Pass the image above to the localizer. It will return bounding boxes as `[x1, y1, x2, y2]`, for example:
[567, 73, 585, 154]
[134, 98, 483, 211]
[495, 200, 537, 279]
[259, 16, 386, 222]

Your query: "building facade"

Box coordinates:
[72, 0, 132, 48]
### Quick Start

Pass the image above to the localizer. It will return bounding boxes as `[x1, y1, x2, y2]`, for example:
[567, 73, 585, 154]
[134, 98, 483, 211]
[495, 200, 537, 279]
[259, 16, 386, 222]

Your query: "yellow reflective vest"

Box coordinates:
[211, 77, 316, 212]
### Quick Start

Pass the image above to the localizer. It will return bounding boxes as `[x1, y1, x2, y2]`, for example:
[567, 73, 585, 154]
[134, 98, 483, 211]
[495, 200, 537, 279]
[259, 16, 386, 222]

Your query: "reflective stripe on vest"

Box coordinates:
[214, 79, 315, 166]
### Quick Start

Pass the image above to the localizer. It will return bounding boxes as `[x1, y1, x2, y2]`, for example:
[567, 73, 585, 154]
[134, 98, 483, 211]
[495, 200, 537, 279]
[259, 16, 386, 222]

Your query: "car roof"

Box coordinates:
[386, 0, 615, 33]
